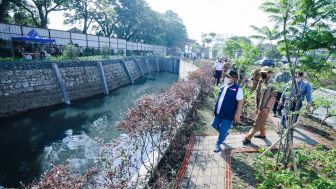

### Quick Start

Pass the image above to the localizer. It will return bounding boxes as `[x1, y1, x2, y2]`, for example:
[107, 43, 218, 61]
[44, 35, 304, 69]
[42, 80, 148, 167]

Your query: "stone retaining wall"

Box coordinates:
[0, 57, 179, 117]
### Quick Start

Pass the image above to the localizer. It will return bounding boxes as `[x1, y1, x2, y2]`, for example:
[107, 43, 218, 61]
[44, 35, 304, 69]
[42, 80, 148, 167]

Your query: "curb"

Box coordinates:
[173, 134, 195, 189]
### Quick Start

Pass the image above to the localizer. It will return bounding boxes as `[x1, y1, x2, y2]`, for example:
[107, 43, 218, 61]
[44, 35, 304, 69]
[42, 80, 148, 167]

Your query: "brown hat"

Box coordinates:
[260, 66, 273, 73]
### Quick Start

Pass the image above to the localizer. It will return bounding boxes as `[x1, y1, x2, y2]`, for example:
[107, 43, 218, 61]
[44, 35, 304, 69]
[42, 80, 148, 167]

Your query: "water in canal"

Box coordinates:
[0, 72, 178, 188]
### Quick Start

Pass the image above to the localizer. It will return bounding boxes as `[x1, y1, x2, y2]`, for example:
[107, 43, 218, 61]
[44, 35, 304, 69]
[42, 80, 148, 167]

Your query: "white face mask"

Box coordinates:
[227, 78, 234, 84]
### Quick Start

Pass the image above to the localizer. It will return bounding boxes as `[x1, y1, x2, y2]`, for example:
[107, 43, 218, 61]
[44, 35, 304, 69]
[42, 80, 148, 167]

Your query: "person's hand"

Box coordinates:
[234, 114, 241, 124]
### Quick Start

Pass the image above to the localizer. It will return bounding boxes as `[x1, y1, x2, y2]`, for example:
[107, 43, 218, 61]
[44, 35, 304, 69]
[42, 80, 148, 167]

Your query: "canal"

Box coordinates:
[0, 72, 178, 187]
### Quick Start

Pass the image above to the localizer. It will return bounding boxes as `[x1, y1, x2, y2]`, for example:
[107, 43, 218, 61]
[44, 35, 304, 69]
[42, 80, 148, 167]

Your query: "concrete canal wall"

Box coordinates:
[0, 57, 180, 117]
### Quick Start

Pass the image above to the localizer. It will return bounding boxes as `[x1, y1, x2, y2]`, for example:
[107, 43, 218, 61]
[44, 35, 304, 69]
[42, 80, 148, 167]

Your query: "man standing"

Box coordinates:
[213, 70, 244, 152]
[272, 66, 291, 116]
[290, 71, 312, 122]
[243, 66, 277, 145]
[214, 58, 224, 86]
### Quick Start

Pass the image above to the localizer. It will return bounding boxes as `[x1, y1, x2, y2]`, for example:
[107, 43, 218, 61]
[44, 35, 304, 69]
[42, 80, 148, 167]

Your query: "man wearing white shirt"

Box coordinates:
[212, 70, 244, 152]
[214, 58, 224, 85]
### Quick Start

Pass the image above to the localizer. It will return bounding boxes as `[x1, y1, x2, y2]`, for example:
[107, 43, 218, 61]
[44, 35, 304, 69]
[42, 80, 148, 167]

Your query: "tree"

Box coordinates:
[250, 25, 281, 58]
[260, 0, 336, 168]
[0, 0, 12, 23]
[92, 0, 116, 37]
[64, 0, 99, 34]
[13, 0, 67, 28]
[201, 32, 216, 48]
[112, 0, 148, 40]
[161, 10, 188, 47]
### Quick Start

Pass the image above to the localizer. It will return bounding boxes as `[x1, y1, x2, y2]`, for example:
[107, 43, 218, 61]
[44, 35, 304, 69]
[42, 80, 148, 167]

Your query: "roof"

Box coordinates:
[11, 29, 55, 43]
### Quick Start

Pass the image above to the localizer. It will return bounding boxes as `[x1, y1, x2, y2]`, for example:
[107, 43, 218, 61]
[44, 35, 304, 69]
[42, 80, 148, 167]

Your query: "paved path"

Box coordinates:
[179, 124, 323, 189]
[179, 60, 198, 80]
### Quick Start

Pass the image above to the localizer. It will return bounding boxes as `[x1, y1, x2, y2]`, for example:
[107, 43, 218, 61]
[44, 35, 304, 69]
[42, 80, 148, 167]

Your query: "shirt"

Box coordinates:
[215, 62, 224, 71]
[291, 80, 312, 103]
[256, 78, 278, 109]
[216, 83, 244, 114]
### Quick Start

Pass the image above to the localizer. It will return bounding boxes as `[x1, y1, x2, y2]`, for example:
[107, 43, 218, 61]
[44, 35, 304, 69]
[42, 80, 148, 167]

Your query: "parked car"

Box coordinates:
[253, 59, 275, 67]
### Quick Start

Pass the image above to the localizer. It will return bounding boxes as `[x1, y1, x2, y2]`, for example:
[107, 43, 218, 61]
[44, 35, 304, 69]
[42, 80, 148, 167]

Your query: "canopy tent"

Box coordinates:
[12, 29, 55, 43]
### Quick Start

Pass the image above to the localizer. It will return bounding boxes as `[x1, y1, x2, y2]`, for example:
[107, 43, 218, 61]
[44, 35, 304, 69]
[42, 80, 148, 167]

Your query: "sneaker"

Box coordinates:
[214, 145, 221, 152]
[254, 135, 266, 139]
[242, 139, 251, 145]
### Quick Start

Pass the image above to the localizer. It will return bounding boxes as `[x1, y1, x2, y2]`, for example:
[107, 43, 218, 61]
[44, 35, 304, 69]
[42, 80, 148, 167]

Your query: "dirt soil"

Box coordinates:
[231, 153, 258, 189]
[299, 115, 336, 148]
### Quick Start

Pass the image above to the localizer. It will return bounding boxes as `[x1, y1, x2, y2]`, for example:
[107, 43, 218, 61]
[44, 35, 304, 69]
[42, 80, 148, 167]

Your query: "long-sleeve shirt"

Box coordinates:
[292, 80, 312, 103]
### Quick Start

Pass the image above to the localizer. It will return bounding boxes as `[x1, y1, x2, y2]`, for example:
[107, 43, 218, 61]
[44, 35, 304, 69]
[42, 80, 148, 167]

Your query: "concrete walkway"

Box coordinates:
[180, 126, 320, 189]
[179, 60, 198, 80]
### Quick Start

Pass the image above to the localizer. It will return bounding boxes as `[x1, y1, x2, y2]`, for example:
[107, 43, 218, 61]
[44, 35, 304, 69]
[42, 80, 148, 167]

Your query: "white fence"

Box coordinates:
[0, 23, 166, 55]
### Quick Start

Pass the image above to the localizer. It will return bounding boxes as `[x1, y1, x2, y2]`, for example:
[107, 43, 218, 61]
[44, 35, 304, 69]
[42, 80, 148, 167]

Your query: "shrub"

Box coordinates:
[62, 44, 79, 60]
[101, 46, 110, 58]
[254, 145, 336, 189]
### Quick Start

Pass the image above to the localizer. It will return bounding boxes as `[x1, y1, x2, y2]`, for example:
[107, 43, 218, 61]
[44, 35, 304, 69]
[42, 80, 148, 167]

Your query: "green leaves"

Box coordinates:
[254, 146, 336, 189]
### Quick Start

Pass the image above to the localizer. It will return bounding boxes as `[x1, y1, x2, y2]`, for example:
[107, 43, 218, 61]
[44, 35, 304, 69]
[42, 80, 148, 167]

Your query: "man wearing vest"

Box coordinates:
[243, 66, 277, 145]
[213, 70, 244, 152]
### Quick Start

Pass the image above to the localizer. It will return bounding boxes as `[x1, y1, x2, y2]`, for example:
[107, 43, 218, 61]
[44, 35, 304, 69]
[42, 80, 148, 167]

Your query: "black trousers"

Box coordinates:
[290, 101, 303, 123]
[215, 70, 222, 85]
[272, 92, 283, 115]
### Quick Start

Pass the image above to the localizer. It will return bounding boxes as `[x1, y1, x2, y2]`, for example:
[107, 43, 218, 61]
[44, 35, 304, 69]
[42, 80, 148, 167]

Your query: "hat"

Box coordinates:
[260, 66, 273, 73]
[224, 69, 238, 79]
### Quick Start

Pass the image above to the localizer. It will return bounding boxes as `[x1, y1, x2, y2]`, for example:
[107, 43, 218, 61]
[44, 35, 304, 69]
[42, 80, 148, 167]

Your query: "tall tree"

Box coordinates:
[13, 0, 66, 28]
[0, 0, 12, 23]
[161, 10, 188, 47]
[250, 25, 280, 54]
[64, 0, 99, 34]
[93, 0, 116, 37]
[112, 0, 148, 40]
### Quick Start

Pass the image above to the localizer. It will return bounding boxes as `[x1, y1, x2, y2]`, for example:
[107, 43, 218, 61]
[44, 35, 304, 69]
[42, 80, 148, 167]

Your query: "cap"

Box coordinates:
[224, 69, 238, 79]
[260, 66, 273, 73]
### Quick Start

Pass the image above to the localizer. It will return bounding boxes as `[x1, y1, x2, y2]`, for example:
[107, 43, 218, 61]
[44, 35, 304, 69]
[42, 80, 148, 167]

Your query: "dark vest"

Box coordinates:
[214, 83, 240, 120]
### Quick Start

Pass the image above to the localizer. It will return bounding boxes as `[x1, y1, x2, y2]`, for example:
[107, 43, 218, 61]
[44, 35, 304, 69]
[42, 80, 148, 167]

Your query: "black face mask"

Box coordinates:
[261, 73, 268, 80]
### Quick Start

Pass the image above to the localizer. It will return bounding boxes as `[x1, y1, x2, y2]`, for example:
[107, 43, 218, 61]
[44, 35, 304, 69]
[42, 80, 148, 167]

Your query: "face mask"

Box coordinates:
[261, 73, 268, 80]
[227, 78, 234, 84]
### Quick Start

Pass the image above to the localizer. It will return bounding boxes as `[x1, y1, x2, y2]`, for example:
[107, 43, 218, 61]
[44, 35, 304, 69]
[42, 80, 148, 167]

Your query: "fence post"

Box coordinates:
[98, 35, 100, 49]
[20, 25, 23, 36]
[70, 32, 72, 44]
[86, 34, 88, 48]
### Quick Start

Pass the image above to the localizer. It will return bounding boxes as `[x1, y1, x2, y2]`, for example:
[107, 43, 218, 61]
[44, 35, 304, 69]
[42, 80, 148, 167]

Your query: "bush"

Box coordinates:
[101, 46, 110, 58]
[62, 44, 79, 60]
[254, 145, 336, 189]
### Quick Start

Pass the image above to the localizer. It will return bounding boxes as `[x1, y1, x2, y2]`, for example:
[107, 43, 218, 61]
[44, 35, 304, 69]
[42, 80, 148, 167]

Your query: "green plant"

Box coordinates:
[312, 97, 336, 127]
[254, 145, 336, 189]
[62, 44, 79, 60]
[101, 46, 110, 58]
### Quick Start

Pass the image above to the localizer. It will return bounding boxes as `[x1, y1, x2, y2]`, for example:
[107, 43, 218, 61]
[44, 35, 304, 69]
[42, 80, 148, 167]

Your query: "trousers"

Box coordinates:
[245, 109, 269, 140]
[212, 115, 233, 146]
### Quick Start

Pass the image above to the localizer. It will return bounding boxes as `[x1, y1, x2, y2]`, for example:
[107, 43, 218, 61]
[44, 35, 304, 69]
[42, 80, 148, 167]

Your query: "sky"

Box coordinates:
[48, 0, 273, 43]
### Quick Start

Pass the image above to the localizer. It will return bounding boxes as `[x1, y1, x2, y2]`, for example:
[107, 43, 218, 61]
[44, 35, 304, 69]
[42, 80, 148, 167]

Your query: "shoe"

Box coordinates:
[254, 135, 266, 139]
[214, 145, 221, 152]
[242, 139, 251, 145]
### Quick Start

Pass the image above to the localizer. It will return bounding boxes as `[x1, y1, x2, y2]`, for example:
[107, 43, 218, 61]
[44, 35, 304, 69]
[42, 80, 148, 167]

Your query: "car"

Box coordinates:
[261, 59, 275, 67]
[253, 59, 275, 67]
